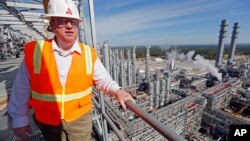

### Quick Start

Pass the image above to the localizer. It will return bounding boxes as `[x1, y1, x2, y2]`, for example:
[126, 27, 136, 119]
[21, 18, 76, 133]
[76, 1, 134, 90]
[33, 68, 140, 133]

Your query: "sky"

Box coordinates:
[89, 0, 250, 46]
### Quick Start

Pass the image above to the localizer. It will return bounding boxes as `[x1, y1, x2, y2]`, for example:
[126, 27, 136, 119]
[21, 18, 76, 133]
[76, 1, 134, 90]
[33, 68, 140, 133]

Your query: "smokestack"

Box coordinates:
[227, 22, 240, 65]
[215, 19, 228, 67]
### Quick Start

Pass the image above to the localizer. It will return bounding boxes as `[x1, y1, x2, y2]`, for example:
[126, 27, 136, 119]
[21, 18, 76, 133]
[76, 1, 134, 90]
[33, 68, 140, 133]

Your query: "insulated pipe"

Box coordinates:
[125, 100, 186, 141]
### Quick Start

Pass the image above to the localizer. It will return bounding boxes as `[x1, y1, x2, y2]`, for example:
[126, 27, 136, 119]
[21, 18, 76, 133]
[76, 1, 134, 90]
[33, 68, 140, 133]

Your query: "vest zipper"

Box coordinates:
[61, 87, 65, 119]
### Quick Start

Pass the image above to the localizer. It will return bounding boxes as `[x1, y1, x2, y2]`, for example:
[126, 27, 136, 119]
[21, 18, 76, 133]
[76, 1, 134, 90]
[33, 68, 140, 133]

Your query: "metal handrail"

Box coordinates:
[92, 97, 127, 141]
[125, 100, 187, 141]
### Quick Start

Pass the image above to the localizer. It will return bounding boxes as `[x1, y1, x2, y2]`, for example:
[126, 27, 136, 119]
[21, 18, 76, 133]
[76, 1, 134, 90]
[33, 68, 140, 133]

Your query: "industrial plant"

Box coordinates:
[89, 19, 250, 141]
[1, 0, 250, 141]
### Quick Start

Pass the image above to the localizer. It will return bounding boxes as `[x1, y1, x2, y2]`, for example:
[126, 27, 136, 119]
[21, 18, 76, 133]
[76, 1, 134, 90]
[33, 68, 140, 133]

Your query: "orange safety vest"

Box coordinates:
[24, 39, 97, 125]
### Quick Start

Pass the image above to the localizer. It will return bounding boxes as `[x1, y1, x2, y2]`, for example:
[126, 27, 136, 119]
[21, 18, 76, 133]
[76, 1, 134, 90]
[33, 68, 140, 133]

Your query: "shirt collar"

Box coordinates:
[52, 39, 82, 54]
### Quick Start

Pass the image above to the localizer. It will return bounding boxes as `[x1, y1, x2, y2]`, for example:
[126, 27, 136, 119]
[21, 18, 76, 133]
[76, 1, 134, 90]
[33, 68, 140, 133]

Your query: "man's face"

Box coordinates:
[50, 17, 79, 43]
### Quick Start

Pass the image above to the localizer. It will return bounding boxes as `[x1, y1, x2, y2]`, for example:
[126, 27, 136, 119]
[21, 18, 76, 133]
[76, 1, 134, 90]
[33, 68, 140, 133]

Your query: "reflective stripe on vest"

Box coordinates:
[31, 87, 93, 102]
[84, 45, 92, 75]
[33, 40, 45, 74]
[33, 41, 93, 75]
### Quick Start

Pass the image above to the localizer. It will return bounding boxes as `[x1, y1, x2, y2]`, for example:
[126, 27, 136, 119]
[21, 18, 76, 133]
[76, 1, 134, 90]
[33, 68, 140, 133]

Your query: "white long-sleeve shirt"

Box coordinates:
[8, 40, 120, 128]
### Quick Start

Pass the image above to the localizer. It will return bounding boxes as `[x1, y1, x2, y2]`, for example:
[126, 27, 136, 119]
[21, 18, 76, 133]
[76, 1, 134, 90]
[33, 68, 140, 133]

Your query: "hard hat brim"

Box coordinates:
[41, 14, 83, 22]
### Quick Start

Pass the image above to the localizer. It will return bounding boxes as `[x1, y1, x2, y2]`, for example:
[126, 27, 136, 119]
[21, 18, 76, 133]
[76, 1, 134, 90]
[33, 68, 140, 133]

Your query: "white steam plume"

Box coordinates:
[194, 54, 222, 81]
[186, 50, 195, 61]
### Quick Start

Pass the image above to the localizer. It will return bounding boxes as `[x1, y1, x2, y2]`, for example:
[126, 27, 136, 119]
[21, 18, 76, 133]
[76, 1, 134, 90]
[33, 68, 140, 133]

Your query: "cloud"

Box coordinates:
[103, 0, 147, 9]
[95, 1, 230, 44]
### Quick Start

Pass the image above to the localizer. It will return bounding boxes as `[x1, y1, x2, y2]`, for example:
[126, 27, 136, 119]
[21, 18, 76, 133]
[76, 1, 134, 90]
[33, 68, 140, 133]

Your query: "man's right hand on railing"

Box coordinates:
[114, 89, 136, 110]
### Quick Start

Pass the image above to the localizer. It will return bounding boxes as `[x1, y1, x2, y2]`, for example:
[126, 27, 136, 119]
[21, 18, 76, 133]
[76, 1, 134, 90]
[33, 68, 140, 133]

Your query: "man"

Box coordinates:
[7, 0, 135, 141]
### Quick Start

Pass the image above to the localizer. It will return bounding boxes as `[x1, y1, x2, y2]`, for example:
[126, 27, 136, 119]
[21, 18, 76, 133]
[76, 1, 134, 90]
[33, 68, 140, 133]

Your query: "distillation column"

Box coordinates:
[227, 22, 240, 65]
[111, 49, 117, 82]
[215, 19, 228, 67]
[77, 0, 87, 43]
[103, 41, 110, 73]
[155, 76, 160, 108]
[132, 46, 137, 85]
[149, 82, 155, 110]
[114, 49, 120, 83]
[120, 50, 125, 87]
[165, 72, 171, 104]
[146, 46, 151, 82]
[127, 49, 132, 86]
[160, 79, 166, 107]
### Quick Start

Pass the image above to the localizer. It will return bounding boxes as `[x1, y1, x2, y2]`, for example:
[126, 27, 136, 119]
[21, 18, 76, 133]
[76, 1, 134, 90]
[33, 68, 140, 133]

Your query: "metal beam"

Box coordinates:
[0, 16, 19, 21]
[0, 0, 45, 38]
[10, 25, 28, 28]
[6, 2, 43, 9]
[21, 11, 42, 16]
[0, 10, 9, 14]
[0, 21, 25, 25]
[32, 22, 45, 26]
[23, 18, 43, 22]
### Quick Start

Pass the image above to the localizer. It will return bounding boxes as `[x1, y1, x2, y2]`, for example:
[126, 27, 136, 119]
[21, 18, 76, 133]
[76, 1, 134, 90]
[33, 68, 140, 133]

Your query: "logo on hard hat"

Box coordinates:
[66, 8, 72, 15]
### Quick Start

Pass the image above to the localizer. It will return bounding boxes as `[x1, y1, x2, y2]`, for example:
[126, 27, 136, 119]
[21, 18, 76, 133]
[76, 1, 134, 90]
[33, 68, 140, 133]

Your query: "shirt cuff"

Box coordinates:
[109, 85, 121, 96]
[12, 116, 29, 128]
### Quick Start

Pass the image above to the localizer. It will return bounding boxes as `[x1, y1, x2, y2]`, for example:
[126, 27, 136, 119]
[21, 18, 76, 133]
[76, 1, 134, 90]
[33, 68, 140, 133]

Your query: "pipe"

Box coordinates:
[125, 100, 186, 141]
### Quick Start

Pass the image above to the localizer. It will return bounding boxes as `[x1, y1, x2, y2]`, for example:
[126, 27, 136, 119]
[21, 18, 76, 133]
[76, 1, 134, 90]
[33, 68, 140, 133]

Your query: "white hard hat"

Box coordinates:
[42, 0, 83, 21]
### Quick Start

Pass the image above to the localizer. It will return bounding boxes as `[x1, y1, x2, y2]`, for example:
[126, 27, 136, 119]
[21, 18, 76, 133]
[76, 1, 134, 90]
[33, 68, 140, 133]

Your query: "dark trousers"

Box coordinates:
[34, 112, 92, 141]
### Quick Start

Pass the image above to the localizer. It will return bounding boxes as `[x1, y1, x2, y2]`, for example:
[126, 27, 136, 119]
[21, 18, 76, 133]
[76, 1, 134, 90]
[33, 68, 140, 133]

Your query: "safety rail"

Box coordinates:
[125, 100, 186, 141]
[93, 91, 187, 141]
[92, 97, 127, 141]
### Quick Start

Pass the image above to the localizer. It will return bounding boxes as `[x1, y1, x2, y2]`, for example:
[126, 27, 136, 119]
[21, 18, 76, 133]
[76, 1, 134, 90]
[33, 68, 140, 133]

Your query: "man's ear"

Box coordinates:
[48, 20, 54, 32]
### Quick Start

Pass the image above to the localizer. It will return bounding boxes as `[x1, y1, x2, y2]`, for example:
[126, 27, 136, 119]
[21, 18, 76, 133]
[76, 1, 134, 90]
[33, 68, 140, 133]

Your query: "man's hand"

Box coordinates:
[114, 89, 136, 110]
[13, 125, 32, 139]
